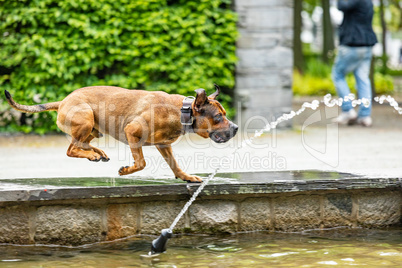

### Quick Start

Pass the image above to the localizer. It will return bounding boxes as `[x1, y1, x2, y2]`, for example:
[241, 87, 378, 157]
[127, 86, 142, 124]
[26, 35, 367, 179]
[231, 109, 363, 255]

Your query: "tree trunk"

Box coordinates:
[399, 2, 402, 30]
[293, 0, 304, 73]
[380, 0, 387, 74]
[322, 0, 334, 63]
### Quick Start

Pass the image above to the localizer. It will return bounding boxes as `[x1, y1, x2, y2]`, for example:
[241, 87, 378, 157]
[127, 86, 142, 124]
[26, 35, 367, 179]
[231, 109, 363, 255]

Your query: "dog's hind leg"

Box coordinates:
[59, 106, 105, 162]
[67, 131, 105, 162]
[81, 132, 110, 162]
[66, 142, 102, 162]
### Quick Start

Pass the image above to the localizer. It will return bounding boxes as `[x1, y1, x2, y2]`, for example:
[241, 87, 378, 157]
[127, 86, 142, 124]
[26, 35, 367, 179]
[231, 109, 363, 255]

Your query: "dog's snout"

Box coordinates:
[227, 122, 239, 139]
[233, 124, 238, 135]
[230, 123, 239, 137]
[210, 122, 238, 143]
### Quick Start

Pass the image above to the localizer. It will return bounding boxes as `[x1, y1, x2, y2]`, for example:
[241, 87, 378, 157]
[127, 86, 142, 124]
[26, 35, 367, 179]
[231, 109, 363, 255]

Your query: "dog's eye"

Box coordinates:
[214, 114, 223, 123]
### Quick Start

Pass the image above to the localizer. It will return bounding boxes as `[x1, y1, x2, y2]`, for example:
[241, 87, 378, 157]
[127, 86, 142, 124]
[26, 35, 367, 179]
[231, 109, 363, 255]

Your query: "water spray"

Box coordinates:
[148, 93, 397, 255]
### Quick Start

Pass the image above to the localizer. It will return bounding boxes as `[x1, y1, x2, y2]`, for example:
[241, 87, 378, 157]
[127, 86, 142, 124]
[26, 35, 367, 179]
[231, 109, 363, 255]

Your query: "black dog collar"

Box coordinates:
[181, 96, 195, 134]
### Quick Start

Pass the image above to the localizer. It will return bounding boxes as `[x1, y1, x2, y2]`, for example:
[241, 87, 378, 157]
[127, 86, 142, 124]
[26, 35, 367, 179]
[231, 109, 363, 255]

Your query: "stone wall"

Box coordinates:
[234, 0, 294, 130]
[0, 186, 400, 246]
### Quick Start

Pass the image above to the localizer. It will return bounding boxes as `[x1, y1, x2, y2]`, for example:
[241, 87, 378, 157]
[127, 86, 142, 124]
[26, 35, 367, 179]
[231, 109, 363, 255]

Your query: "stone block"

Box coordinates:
[279, 28, 294, 48]
[0, 206, 31, 244]
[237, 31, 280, 49]
[236, 71, 281, 89]
[190, 200, 238, 233]
[236, 0, 281, 8]
[238, 8, 293, 30]
[236, 89, 292, 109]
[141, 201, 187, 234]
[235, 0, 293, 8]
[107, 204, 139, 241]
[280, 68, 293, 89]
[239, 198, 271, 231]
[35, 206, 105, 245]
[323, 194, 354, 228]
[274, 195, 321, 231]
[357, 191, 401, 227]
[237, 47, 293, 70]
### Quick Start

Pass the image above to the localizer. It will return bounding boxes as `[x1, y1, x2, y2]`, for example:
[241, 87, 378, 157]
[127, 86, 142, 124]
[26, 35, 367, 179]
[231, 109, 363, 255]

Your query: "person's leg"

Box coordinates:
[332, 46, 360, 112]
[353, 47, 373, 118]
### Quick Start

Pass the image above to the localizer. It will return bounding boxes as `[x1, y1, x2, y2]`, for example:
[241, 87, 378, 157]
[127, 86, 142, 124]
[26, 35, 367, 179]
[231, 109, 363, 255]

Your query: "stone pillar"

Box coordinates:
[235, 0, 293, 131]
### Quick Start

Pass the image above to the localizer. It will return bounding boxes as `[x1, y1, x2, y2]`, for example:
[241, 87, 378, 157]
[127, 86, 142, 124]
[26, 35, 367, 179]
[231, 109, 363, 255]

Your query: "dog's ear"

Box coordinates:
[209, 84, 220, 100]
[194, 88, 208, 112]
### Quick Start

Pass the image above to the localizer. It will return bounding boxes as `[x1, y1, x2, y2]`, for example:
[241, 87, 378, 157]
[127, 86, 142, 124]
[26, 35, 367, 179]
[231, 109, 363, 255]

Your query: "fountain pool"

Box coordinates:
[0, 228, 401, 267]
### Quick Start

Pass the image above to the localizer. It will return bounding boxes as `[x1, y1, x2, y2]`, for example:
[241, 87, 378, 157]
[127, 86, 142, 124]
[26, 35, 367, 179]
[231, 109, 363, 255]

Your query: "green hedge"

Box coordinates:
[0, 0, 238, 134]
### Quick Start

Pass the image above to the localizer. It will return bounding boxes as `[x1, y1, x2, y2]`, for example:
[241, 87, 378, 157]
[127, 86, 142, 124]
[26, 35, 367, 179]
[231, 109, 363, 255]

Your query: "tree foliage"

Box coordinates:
[0, 0, 238, 134]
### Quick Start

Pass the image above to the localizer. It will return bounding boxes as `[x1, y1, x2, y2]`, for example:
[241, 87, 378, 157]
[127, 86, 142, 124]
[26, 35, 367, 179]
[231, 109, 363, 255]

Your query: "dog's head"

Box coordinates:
[192, 85, 238, 143]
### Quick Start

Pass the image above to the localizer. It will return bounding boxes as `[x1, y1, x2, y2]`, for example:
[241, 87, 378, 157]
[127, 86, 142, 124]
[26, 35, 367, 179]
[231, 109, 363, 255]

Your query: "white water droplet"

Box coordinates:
[362, 98, 370, 108]
[324, 93, 332, 101]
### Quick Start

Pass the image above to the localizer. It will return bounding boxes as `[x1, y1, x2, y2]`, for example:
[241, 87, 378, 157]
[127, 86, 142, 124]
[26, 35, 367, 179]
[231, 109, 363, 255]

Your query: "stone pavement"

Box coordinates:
[1, 103, 402, 180]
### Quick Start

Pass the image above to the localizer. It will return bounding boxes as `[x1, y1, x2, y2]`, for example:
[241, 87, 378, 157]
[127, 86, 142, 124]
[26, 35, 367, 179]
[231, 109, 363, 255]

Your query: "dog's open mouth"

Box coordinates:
[209, 131, 230, 143]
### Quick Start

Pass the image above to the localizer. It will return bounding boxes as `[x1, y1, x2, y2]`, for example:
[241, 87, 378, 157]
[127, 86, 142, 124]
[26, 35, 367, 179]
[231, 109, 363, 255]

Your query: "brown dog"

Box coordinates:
[4, 85, 238, 182]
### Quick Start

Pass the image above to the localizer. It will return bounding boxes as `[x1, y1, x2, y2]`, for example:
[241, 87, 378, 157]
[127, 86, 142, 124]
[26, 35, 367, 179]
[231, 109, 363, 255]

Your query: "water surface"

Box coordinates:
[0, 228, 400, 267]
[0, 170, 362, 190]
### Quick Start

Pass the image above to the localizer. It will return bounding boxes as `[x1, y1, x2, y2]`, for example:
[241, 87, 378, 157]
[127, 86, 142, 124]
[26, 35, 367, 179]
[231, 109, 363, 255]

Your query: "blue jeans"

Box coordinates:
[332, 45, 373, 117]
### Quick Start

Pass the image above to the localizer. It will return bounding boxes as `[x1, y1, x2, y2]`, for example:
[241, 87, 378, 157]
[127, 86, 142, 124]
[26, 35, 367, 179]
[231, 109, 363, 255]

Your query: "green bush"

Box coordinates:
[373, 72, 395, 94]
[293, 71, 336, 96]
[305, 58, 333, 78]
[0, 0, 238, 134]
[387, 68, 402, 76]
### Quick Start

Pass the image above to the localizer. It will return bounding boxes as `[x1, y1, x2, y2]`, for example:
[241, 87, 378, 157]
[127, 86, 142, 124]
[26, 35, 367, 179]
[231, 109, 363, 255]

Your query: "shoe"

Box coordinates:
[357, 116, 372, 127]
[334, 109, 357, 125]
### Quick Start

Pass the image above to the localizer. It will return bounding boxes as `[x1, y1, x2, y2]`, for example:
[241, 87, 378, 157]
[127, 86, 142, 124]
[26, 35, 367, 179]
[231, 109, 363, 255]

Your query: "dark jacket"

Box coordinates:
[338, 0, 377, 47]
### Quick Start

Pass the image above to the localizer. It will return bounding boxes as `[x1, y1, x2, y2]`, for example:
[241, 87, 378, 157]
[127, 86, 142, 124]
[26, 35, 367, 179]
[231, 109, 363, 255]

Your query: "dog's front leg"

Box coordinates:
[156, 145, 202, 183]
[118, 124, 146, 176]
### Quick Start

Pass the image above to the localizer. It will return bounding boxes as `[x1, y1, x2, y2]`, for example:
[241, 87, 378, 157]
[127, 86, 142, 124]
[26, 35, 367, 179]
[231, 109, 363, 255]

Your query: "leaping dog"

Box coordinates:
[4, 84, 238, 182]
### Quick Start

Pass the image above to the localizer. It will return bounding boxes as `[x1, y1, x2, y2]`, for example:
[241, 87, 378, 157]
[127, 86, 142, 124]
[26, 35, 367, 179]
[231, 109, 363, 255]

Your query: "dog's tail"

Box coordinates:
[4, 90, 60, 113]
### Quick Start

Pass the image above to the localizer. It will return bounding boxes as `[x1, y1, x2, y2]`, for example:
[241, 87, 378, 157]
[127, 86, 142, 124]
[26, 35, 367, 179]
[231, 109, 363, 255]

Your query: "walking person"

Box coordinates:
[332, 0, 377, 127]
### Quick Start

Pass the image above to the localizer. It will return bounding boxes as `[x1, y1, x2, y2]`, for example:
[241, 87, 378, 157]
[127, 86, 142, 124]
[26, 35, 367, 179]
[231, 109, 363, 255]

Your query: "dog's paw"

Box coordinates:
[184, 179, 202, 184]
[101, 156, 110, 162]
[178, 174, 203, 183]
[118, 166, 130, 176]
[88, 154, 102, 162]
